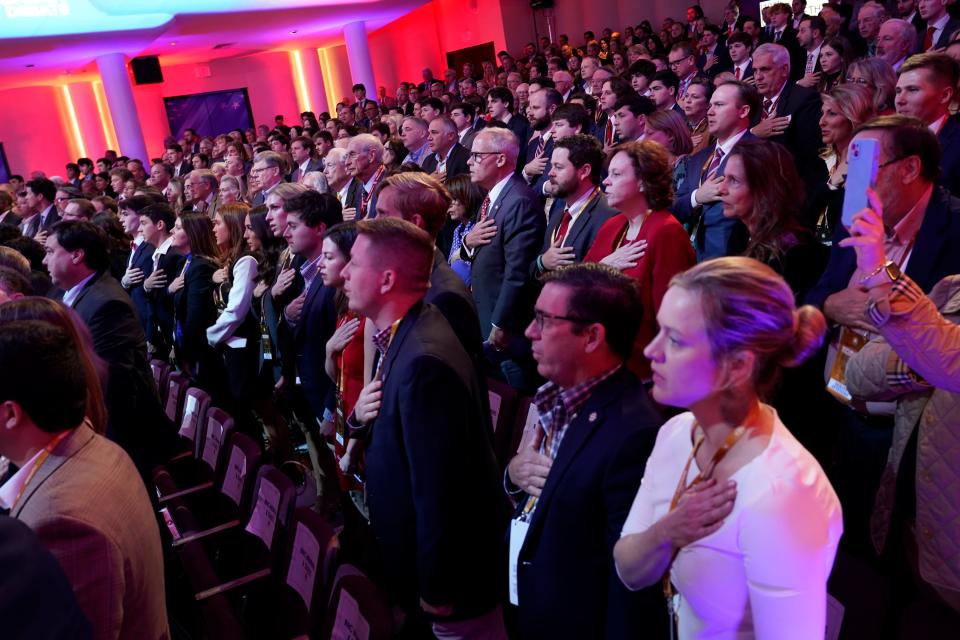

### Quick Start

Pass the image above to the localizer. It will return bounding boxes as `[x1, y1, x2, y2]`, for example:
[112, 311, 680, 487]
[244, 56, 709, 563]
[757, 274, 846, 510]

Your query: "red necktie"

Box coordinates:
[924, 26, 935, 51]
[704, 147, 724, 179]
[554, 209, 572, 245]
[478, 195, 491, 222]
[535, 135, 546, 158]
[604, 120, 614, 146]
[735, 66, 741, 80]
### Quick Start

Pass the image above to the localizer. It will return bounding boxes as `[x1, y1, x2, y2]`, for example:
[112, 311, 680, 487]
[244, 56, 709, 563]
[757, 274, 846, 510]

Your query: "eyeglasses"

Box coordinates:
[844, 76, 869, 85]
[55, 196, 69, 202]
[469, 151, 501, 162]
[533, 309, 591, 331]
[878, 155, 911, 169]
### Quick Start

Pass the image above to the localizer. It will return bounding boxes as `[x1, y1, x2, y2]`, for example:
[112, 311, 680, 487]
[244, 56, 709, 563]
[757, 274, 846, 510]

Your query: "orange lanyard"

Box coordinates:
[11, 429, 72, 510]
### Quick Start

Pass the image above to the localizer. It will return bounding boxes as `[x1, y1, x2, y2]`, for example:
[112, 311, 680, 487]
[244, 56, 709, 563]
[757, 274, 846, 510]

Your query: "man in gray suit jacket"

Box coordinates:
[0, 318, 169, 640]
[460, 128, 545, 390]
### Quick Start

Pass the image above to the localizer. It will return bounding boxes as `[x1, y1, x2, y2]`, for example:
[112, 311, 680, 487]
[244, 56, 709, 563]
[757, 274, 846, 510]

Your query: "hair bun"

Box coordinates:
[779, 305, 827, 368]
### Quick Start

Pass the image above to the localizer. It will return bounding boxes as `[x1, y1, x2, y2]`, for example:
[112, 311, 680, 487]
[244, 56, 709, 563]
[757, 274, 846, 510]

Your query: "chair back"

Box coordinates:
[164, 371, 190, 422]
[322, 565, 394, 639]
[150, 359, 171, 404]
[244, 465, 297, 555]
[199, 407, 235, 475]
[218, 432, 263, 514]
[180, 387, 212, 457]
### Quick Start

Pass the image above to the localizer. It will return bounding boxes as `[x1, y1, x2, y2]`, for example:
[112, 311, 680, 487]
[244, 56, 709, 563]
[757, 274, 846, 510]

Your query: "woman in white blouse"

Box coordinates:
[207, 202, 261, 436]
[614, 257, 843, 639]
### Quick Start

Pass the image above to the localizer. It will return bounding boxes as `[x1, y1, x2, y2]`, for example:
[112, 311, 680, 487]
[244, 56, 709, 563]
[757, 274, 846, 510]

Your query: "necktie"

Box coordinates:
[924, 26, 935, 51]
[535, 135, 546, 159]
[553, 209, 572, 245]
[705, 147, 725, 179]
[763, 98, 774, 118]
[774, 30, 782, 43]
[478, 195, 491, 222]
[735, 65, 741, 80]
[806, 52, 816, 75]
[604, 120, 614, 146]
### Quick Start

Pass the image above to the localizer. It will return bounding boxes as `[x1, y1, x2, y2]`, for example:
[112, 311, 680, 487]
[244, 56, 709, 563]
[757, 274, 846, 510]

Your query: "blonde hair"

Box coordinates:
[670, 257, 826, 397]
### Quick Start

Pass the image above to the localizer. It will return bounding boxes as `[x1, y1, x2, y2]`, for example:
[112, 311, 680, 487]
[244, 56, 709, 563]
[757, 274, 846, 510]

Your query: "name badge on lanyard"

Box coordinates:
[508, 517, 531, 605]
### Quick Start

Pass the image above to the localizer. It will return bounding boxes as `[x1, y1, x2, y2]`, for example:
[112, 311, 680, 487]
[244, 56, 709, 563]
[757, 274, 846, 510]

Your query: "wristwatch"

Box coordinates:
[859, 260, 901, 287]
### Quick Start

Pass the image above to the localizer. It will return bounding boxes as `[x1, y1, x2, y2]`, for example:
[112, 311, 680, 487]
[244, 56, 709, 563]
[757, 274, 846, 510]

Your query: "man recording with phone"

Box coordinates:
[806, 115, 960, 558]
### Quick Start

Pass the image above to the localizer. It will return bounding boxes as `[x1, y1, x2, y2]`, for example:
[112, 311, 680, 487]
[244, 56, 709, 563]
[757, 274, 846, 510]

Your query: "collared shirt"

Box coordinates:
[152, 236, 174, 271]
[336, 182, 351, 204]
[892, 56, 908, 73]
[929, 114, 948, 135]
[690, 127, 749, 207]
[408, 143, 431, 166]
[62, 271, 97, 308]
[564, 187, 598, 228]
[38, 204, 55, 226]
[764, 81, 787, 116]
[848, 184, 932, 288]
[525, 364, 622, 513]
[298, 159, 312, 177]
[363, 164, 384, 195]
[0, 449, 44, 510]
[433, 144, 457, 173]
[805, 44, 822, 74]
[733, 58, 752, 79]
[930, 12, 951, 47]
[486, 173, 514, 210]
[299, 253, 322, 294]
[127, 236, 143, 270]
[458, 127, 472, 144]
[372, 322, 395, 355]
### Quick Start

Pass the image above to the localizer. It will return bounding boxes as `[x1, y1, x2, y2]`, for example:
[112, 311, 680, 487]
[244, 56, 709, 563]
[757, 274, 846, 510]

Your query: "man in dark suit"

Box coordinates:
[344, 134, 386, 219]
[487, 86, 531, 166]
[451, 102, 483, 151]
[795, 16, 826, 86]
[249, 151, 286, 208]
[805, 116, 960, 553]
[21, 177, 59, 240]
[674, 81, 757, 259]
[0, 516, 93, 639]
[521, 88, 563, 197]
[165, 143, 193, 179]
[900, 0, 927, 44]
[750, 43, 827, 209]
[461, 128, 546, 390]
[139, 203, 184, 361]
[533, 134, 616, 277]
[919, 0, 960, 50]
[762, 2, 807, 76]
[42, 221, 178, 475]
[288, 136, 324, 183]
[374, 171, 484, 369]
[118, 195, 156, 338]
[421, 117, 472, 180]
[895, 53, 960, 195]
[699, 24, 733, 77]
[507, 264, 666, 639]
[727, 32, 756, 82]
[343, 218, 507, 636]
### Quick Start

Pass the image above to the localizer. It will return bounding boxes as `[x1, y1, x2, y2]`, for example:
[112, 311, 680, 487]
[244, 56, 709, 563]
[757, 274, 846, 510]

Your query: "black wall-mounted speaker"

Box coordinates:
[131, 56, 163, 85]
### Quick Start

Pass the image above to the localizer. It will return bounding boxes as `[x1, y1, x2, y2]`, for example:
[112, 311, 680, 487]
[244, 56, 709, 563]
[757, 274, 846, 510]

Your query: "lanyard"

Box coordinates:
[11, 429, 73, 510]
[661, 410, 756, 635]
[551, 189, 601, 245]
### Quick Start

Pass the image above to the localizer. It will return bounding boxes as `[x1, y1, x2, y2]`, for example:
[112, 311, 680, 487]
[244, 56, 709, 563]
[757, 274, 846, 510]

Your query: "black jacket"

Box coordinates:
[364, 302, 507, 619]
[533, 190, 618, 277]
[513, 367, 668, 639]
[421, 143, 471, 179]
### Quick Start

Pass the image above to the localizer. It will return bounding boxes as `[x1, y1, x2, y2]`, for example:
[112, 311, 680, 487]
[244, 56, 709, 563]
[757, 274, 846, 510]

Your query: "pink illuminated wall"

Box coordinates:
[0, 86, 75, 178]
[369, 2, 443, 95]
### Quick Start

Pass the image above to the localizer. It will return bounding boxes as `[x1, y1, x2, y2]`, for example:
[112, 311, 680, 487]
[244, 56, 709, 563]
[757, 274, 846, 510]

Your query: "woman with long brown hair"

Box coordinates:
[717, 139, 829, 303]
[208, 203, 261, 436]
[168, 213, 221, 390]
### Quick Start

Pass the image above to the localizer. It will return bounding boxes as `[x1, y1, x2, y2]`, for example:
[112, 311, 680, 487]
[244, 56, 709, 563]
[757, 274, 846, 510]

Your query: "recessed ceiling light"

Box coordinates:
[25, 64, 34, 68]
[290, 30, 298, 34]
[170, 42, 177, 46]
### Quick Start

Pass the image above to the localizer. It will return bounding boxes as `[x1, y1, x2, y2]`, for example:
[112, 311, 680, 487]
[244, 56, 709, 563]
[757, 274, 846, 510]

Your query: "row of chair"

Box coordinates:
[148, 359, 395, 639]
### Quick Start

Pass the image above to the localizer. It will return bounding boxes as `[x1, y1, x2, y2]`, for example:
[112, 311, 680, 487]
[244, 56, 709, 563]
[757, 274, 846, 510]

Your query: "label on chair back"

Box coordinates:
[221, 448, 246, 505]
[286, 522, 320, 612]
[201, 421, 222, 468]
[331, 589, 370, 640]
[245, 479, 280, 548]
[179, 395, 199, 439]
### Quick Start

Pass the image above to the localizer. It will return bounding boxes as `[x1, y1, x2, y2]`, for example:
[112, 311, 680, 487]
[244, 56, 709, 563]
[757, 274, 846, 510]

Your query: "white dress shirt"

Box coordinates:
[0, 448, 45, 509]
[61, 272, 97, 308]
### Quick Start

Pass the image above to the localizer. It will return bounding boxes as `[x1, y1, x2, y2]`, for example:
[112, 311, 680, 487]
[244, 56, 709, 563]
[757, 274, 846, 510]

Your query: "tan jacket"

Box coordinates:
[12, 424, 169, 640]
[845, 274, 960, 611]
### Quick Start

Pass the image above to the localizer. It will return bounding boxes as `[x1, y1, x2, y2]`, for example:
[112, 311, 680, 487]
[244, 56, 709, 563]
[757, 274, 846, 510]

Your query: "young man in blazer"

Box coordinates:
[343, 218, 507, 637]
[533, 134, 617, 277]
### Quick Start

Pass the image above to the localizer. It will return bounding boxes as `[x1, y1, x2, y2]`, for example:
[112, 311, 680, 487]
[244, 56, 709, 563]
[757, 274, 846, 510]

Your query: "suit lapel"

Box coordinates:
[490, 178, 517, 224]
[70, 271, 102, 309]
[12, 425, 95, 518]
[377, 303, 420, 389]
[523, 371, 628, 543]
[907, 188, 949, 288]
[564, 195, 601, 249]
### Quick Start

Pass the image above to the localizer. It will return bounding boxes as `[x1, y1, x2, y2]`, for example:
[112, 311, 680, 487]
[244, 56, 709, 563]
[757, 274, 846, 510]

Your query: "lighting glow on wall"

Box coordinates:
[60, 84, 87, 158]
[91, 80, 119, 152]
[290, 49, 311, 114]
[318, 47, 338, 117]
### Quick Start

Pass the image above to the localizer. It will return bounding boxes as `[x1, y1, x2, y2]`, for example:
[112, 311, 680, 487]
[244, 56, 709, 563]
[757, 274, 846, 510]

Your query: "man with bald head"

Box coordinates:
[422, 116, 471, 180]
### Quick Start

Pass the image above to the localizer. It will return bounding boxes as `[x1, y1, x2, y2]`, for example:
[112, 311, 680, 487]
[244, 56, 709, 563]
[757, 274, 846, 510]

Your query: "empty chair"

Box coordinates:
[164, 371, 190, 423]
[322, 565, 394, 640]
[150, 359, 171, 404]
[154, 407, 235, 503]
[487, 377, 520, 469]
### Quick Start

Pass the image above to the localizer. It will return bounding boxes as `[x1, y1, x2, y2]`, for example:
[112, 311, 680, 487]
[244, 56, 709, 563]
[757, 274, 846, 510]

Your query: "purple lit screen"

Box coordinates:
[163, 88, 254, 139]
[0, 143, 11, 184]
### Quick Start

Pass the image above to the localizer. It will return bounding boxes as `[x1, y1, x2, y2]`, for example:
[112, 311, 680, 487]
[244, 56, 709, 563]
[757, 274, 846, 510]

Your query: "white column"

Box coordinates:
[343, 21, 377, 99]
[300, 49, 331, 116]
[95, 53, 148, 163]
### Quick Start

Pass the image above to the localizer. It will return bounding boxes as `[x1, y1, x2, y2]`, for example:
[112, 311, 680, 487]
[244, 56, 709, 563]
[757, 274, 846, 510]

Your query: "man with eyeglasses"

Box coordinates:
[461, 127, 545, 391]
[344, 134, 386, 219]
[249, 151, 285, 207]
[505, 263, 665, 639]
[895, 53, 960, 196]
[667, 41, 699, 101]
[806, 115, 960, 559]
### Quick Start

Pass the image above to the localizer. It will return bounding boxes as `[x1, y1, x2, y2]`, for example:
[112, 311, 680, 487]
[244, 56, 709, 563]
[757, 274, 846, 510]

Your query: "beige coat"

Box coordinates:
[12, 424, 169, 640]
[846, 274, 960, 611]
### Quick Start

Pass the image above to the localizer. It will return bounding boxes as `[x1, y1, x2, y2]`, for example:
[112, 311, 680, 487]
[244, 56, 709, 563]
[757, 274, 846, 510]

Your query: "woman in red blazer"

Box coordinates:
[584, 141, 696, 380]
